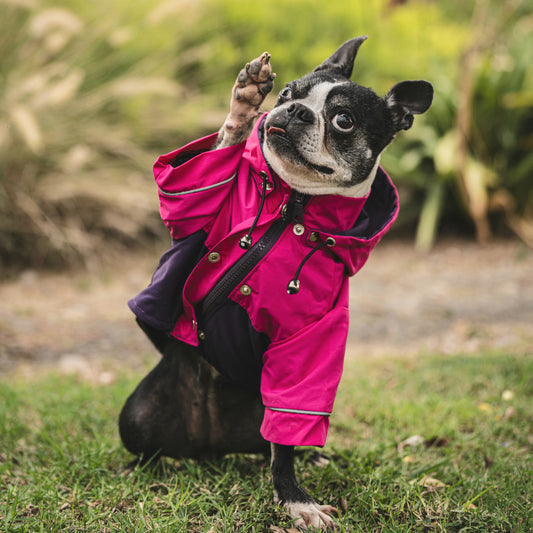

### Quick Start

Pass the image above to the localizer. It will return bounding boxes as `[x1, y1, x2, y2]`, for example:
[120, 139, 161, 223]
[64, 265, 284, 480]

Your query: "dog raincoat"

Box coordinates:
[129, 114, 399, 447]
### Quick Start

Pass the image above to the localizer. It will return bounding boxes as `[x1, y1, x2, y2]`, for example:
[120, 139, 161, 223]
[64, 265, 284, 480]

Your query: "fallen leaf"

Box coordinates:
[502, 390, 514, 401]
[411, 475, 447, 489]
[88, 499, 102, 508]
[402, 455, 415, 463]
[477, 402, 492, 413]
[398, 435, 425, 453]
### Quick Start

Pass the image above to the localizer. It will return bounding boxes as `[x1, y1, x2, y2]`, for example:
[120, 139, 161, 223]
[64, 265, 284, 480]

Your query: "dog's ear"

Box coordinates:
[385, 80, 434, 131]
[313, 36, 368, 79]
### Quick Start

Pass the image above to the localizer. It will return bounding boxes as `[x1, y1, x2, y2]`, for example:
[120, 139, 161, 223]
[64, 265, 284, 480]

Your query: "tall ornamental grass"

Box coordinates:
[1, 0, 532, 271]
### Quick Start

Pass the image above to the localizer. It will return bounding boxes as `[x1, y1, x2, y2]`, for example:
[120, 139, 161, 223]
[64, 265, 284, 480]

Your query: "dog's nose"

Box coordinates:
[286, 103, 315, 124]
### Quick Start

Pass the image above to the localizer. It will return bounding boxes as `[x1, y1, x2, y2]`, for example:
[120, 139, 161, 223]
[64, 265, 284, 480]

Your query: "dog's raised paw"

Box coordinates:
[234, 52, 276, 108]
[284, 501, 338, 530]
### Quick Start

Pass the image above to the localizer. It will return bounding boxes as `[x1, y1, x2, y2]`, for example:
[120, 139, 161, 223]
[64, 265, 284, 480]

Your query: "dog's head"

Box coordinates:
[263, 36, 433, 196]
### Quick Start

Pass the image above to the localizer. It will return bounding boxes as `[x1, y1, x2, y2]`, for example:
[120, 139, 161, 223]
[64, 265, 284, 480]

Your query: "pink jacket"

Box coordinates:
[129, 114, 399, 447]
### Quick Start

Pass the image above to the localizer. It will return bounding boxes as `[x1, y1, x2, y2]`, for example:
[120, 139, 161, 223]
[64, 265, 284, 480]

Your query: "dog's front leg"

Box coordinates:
[216, 52, 276, 149]
[271, 443, 337, 530]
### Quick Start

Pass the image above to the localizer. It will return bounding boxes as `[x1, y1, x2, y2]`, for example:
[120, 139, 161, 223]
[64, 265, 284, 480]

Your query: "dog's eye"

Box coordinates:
[279, 86, 292, 100]
[332, 113, 355, 133]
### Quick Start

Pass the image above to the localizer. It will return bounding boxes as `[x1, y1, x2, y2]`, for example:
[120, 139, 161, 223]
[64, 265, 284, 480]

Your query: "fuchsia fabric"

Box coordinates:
[130, 114, 399, 446]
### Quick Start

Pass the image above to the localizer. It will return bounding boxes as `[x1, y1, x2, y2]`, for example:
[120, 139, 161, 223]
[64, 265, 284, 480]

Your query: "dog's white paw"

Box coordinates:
[234, 51, 276, 108]
[284, 501, 337, 530]
[217, 52, 276, 148]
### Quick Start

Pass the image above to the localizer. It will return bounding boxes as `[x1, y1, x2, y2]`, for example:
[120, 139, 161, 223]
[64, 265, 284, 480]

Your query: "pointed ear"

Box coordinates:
[313, 36, 368, 79]
[385, 80, 434, 131]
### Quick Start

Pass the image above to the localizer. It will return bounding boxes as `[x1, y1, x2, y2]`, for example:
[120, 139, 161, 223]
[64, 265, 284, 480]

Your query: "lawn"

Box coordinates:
[1, 351, 531, 532]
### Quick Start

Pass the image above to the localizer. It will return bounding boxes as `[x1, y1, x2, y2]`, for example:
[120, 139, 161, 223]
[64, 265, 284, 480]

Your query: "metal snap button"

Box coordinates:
[293, 224, 305, 236]
[240, 284, 252, 296]
[208, 251, 221, 263]
[198, 330, 206, 341]
[265, 182, 273, 191]
[326, 237, 336, 247]
[281, 204, 288, 216]
[309, 231, 320, 243]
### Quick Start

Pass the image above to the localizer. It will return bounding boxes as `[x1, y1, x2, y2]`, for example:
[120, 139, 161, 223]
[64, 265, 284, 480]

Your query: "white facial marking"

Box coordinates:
[286, 83, 338, 170]
[341, 154, 381, 197]
[297, 82, 336, 113]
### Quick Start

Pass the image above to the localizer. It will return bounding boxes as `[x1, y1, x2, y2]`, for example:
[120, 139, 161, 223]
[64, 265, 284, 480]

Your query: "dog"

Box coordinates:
[119, 36, 433, 529]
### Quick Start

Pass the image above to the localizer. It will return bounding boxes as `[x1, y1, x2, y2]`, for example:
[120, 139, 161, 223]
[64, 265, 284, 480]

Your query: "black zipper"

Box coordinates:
[199, 191, 309, 321]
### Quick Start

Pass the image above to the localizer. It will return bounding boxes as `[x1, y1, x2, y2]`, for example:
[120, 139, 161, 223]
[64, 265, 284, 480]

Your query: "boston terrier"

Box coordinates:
[119, 36, 433, 529]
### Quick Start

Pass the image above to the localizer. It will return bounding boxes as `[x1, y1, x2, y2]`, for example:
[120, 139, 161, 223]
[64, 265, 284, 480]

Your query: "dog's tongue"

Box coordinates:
[267, 126, 286, 135]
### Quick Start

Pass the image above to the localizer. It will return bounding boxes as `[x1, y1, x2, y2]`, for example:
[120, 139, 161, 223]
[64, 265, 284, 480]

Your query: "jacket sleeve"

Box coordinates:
[154, 133, 246, 239]
[259, 281, 350, 447]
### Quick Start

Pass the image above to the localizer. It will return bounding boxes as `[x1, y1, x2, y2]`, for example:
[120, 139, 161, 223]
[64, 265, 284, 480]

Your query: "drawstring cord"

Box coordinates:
[239, 171, 269, 249]
[237, 177, 328, 295]
[287, 236, 336, 295]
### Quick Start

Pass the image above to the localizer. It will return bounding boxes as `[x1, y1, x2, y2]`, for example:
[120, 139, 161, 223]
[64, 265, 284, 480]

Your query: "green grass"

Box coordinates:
[1, 351, 531, 532]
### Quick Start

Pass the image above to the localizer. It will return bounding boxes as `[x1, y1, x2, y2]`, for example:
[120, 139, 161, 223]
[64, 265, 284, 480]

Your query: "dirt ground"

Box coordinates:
[0, 239, 531, 381]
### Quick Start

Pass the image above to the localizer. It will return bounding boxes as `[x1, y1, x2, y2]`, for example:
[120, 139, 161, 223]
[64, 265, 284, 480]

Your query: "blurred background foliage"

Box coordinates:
[1, 0, 532, 271]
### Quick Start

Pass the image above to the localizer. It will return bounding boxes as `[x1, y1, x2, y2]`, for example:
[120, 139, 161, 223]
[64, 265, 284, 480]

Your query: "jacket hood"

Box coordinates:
[243, 114, 399, 277]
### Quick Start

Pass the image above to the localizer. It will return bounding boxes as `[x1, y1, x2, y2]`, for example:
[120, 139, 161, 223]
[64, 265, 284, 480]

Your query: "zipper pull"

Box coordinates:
[285, 192, 309, 223]
[292, 192, 307, 223]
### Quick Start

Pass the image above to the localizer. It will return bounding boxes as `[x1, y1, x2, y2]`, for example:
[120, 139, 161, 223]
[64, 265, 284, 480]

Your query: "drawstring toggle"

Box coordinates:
[239, 171, 269, 250]
[286, 236, 336, 295]
[239, 234, 253, 249]
[286, 279, 301, 295]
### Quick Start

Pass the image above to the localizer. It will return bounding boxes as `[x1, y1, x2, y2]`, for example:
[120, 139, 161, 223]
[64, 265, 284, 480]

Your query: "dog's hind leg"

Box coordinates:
[216, 51, 276, 149]
[119, 339, 268, 460]
[118, 341, 211, 460]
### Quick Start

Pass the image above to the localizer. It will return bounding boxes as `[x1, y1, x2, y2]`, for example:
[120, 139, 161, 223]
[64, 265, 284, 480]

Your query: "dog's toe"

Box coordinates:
[247, 52, 272, 81]
[285, 501, 337, 530]
[232, 52, 275, 107]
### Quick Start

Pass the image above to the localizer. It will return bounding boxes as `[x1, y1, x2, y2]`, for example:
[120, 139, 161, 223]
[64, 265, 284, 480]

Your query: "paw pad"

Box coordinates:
[233, 52, 276, 108]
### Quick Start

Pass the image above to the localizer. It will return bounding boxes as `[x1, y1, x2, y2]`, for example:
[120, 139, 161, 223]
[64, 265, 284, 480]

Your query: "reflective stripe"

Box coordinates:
[159, 172, 237, 197]
[266, 406, 331, 417]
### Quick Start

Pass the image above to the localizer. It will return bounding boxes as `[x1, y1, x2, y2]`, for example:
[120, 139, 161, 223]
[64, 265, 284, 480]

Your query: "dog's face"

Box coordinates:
[263, 36, 433, 197]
